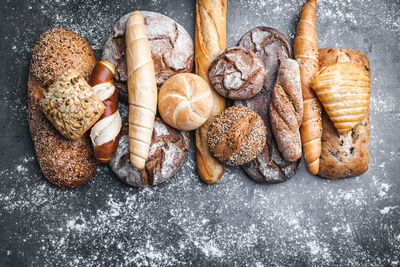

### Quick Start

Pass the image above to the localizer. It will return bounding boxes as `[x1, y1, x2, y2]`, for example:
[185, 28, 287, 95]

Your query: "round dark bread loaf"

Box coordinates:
[28, 28, 97, 188]
[102, 11, 194, 103]
[208, 105, 266, 166]
[30, 28, 96, 86]
[208, 47, 266, 100]
[109, 117, 189, 187]
[233, 27, 300, 183]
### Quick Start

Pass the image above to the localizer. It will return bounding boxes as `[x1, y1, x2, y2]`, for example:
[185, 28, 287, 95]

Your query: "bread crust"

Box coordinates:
[28, 28, 97, 189]
[194, 0, 227, 184]
[318, 47, 370, 179]
[270, 59, 303, 162]
[158, 73, 213, 131]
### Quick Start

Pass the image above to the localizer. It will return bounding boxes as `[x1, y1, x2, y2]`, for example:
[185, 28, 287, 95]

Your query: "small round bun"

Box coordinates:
[30, 28, 96, 86]
[158, 73, 213, 131]
[208, 47, 266, 100]
[208, 105, 266, 166]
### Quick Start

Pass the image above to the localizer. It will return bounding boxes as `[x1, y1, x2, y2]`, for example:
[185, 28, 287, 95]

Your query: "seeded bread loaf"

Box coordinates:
[208, 105, 266, 166]
[318, 47, 370, 179]
[28, 28, 97, 188]
[40, 69, 105, 140]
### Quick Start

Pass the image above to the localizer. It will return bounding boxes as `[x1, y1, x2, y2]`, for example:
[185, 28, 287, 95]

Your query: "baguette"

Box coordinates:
[194, 0, 227, 184]
[125, 11, 158, 170]
[294, 0, 322, 175]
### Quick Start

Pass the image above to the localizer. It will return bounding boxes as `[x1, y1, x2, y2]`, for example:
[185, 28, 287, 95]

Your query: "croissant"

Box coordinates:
[311, 62, 370, 134]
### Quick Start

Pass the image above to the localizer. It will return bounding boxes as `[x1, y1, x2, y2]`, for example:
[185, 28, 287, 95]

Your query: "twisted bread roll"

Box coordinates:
[294, 0, 322, 175]
[89, 60, 122, 163]
[126, 11, 158, 169]
[270, 59, 303, 162]
[195, 0, 227, 184]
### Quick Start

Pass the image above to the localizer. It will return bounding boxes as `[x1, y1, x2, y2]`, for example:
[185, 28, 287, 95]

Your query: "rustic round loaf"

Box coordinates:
[233, 26, 300, 183]
[208, 47, 266, 100]
[208, 105, 266, 166]
[109, 117, 189, 187]
[30, 28, 96, 86]
[102, 11, 194, 102]
[28, 28, 97, 188]
[158, 73, 213, 131]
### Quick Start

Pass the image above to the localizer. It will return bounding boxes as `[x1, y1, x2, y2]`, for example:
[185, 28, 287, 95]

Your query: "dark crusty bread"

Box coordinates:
[28, 28, 97, 188]
[109, 117, 189, 187]
[318, 48, 370, 179]
[234, 27, 300, 183]
[102, 11, 194, 103]
[208, 47, 266, 100]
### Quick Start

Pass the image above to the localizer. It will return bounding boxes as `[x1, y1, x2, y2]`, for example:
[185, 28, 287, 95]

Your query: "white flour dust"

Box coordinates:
[1, 0, 399, 266]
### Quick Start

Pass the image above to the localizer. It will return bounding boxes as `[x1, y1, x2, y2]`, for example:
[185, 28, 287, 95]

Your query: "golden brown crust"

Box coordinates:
[270, 59, 303, 162]
[311, 62, 370, 134]
[30, 28, 96, 86]
[195, 0, 227, 184]
[126, 11, 158, 170]
[294, 0, 322, 175]
[158, 73, 213, 131]
[28, 28, 97, 189]
[318, 47, 370, 179]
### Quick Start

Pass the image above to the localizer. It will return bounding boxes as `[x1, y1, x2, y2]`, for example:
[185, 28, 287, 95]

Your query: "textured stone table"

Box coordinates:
[0, 0, 399, 265]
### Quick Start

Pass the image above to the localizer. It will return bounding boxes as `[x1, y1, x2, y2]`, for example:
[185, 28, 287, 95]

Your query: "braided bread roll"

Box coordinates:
[89, 60, 122, 163]
[294, 0, 322, 175]
[126, 11, 158, 169]
[270, 59, 303, 162]
[194, 0, 227, 184]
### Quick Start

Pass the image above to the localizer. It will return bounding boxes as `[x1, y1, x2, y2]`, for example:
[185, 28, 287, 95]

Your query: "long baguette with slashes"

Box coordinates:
[89, 60, 122, 163]
[294, 0, 322, 175]
[125, 11, 158, 169]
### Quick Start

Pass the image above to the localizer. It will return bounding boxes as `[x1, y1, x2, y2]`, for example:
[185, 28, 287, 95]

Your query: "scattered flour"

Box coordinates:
[1, 0, 399, 266]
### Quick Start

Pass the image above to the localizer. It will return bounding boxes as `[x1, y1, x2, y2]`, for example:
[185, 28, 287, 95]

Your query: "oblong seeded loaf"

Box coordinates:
[318, 47, 370, 179]
[28, 28, 97, 188]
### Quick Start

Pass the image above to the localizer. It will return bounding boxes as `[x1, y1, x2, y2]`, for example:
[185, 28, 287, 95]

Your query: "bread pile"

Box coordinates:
[28, 0, 371, 189]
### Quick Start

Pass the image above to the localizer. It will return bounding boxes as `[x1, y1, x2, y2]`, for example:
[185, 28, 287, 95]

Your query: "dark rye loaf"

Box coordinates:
[109, 118, 189, 187]
[28, 28, 97, 188]
[102, 11, 194, 102]
[233, 27, 300, 183]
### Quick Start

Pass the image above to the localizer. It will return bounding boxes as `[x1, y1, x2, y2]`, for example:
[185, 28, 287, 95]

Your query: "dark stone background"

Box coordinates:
[0, 0, 399, 266]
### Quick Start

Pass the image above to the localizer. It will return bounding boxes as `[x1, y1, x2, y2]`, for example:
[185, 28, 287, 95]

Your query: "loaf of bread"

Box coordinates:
[294, 0, 322, 175]
[311, 62, 370, 134]
[40, 69, 105, 140]
[109, 117, 190, 187]
[158, 73, 213, 131]
[194, 0, 227, 184]
[208, 47, 266, 100]
[270, 59, 303, 162]
[102, 11, 194, 103]
[28, 28, 97, 188]
[126, 11, 158, 170]
[318, 47, 370, 179]
[208, 105, 266, 166]
[235, 27, 300, 184]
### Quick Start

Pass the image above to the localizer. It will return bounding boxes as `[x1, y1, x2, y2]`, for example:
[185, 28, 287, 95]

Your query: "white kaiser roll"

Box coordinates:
[158, 73, 213, 131]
